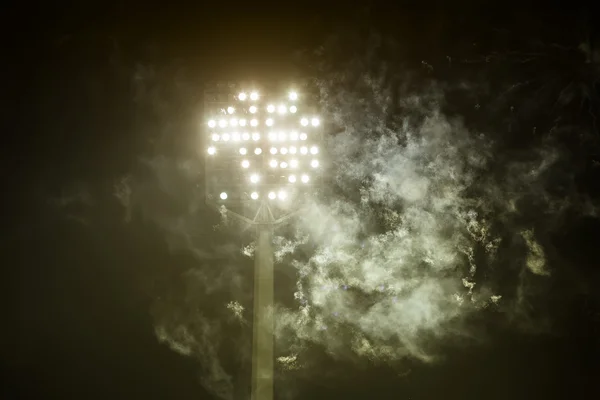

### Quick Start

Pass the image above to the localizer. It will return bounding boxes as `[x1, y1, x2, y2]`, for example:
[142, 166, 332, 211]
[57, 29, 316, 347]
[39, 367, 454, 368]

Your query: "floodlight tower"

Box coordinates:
[203, 82, 321, 400]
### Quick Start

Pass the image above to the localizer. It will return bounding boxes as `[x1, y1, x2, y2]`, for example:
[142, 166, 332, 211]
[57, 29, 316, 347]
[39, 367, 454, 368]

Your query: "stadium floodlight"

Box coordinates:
[203, 82, 323, 400]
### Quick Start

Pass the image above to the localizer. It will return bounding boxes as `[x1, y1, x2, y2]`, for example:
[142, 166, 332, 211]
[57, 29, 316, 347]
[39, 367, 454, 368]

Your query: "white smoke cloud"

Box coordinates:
[113, 36, 599, 398]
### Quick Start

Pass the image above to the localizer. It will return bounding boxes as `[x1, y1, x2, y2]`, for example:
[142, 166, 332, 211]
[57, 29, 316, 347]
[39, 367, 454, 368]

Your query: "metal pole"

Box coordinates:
[251, 201, 274, 400]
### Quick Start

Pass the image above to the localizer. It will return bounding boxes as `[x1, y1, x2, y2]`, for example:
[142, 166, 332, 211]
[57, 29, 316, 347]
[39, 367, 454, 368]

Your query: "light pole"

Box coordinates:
[203, 82, 321, 400]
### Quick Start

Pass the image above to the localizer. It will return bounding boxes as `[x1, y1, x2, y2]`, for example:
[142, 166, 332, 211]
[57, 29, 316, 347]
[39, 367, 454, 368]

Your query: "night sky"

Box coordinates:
[3, 1, 600, 399]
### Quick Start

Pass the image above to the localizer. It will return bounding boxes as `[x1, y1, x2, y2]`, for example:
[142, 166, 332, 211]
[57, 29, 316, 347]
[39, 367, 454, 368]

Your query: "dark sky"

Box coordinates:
[3, 1, 600, 400]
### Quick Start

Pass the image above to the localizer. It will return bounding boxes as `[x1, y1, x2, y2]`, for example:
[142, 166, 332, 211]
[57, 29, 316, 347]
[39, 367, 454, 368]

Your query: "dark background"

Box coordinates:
[2, 1, 600, 399]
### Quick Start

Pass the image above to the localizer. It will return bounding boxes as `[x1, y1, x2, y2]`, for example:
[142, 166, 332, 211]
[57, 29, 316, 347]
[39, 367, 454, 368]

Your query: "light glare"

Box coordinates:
[239, 147, 247, 155]
[250, 92, 259, 101]
[299, 133, 308, 141]
[250, 119, 258, 127]
[310, 146, 319, 154]
[289, 91, 298, 101]
[241, 160, 250, 168]
[289, 105, 297, 113]
[288, 175, 296, 183]
[250, 174, 260, 183]
[222, 133, 230, 141]
[252, 132, 260, 141]
[268, 192, 276, 200]
[270, 147, 278, 154]
[239, 119, 247, 127]
[301, 174, 309, 183]
[238, 92, 247, 101]
[300, 118, 309, 126]
[249, 106, 257, 114]
[300, 146, 308, 154]
[280, 161, 288, 168]
[278, 104, 287, 114]
[211, 133, 220, 141]
[251, 192, 259, 199]
[266, 118, 274, 126]
[242, 132, 250, 141]
[208, 120, 216, 128]
[290, 131, 298, 140]
[230, 118, 238, 127]
[311, 117, 320, 126]
[289, 146, 297, 154]
[278, 190, 287, 200]
[269, 159, 278, 168]
[219, 119, 227, 128]
[290, 159, 298, 168]
[220, 192, 228, 200]
[207, 146, 216, 155]
[311, 159, 319, 168]
[227, 106, 235, 114]
[267, 104, 275, 113]
[280, 147, 288, 155]
[254, 148, 262, 155]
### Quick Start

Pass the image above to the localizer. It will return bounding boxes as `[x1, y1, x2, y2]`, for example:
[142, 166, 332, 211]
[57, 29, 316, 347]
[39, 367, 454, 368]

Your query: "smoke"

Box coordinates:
[112, 35, 599, 398]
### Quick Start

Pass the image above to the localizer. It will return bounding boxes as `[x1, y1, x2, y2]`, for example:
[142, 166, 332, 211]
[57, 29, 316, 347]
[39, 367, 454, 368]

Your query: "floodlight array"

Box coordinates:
[205, 87, 321, 203]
